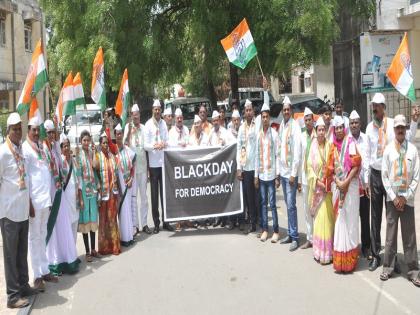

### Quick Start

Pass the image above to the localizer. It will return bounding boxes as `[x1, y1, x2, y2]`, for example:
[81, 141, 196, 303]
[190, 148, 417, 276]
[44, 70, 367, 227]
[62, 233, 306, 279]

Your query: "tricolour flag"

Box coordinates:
[29, 98, 47, 140]
[55, 72, 75, 122]
[220, 18, 258, 70]
[115, 68, 131, 128]
[73, 72, 85, 109]
[386, 32, 416, 102]
[91, 47, 106, 111]
[17, 39, 48, 115]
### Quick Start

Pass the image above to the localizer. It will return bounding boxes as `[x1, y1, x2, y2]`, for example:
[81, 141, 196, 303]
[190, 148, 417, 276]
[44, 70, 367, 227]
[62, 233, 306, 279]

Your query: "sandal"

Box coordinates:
[411, 278, 420, 287]
[380, 272, 391, 281]
[85, 254, 93, 263]
[91, 250, 101, 258]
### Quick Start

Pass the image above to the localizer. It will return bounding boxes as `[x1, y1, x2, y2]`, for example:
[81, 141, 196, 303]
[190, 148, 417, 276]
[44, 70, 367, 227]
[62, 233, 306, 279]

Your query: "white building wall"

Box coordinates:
[376, 0, 413, 30]
[313, 63, 335, 101]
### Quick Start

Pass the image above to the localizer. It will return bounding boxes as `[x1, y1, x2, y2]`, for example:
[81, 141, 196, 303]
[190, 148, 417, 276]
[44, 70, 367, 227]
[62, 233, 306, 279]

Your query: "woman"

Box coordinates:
[77, 130, 99, 262]
[95, 134, 121, 255]
[331, 116, 361, 272]
[115, 125, 136, 246]
[307, 117, 335, 264]
[47, 134, 81, 275]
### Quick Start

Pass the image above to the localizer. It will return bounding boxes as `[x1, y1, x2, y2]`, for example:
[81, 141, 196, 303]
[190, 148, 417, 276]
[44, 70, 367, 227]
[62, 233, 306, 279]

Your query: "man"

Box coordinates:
[298, 107, 316, 249]
[168, 108, 189, 147]
[334, 99, 349, 129]
[208, 111, 230, 147]
[22, 117, 58, 292]
[319, 104, 334, 142]
[278, 96, 301, 251]
[237, 102, 258, 234]
[254, 103, 280, 243]
[198, 105, 212, 136]
[380, 114, 420, 287]
[144, 99, 174, 233]
[366, 92, 418, 271]
[188, 115, 208, 147]
[124, 104, 152, 234]
[163, 107, 173, 131]
[0, 113, 37, 308]
[227, 110, 241, 141]
[348, 110, 370, 258]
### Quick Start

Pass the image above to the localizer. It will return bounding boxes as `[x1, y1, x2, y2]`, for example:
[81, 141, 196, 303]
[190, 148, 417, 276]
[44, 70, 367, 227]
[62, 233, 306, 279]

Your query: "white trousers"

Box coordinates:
[29, 207, 50, 279]
[135, 172, 149, 228]
[302, 184, 313, 242]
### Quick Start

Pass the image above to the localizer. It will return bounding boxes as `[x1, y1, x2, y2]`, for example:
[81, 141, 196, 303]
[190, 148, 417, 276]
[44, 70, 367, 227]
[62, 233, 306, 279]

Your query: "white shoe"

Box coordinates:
[271, 233, 279, 243]
[260, 231, 268, 242]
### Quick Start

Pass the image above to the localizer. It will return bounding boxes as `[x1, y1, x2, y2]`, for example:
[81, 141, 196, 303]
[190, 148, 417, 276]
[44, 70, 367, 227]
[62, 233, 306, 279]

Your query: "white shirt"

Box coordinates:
[208, 126, 230, 146]
[144, 117, 168, 168]
[298, 128, 315, 186]
[348, 131, 369, 187]
[168, 125, 190, 148]
[124, 123, 147, 174]
[278, 118, 301, 179]
[254, 127, 280, 181]
[0, 141, 30, 222]
[381, 140, 419, 207]
[366, 118, 417, 174]
[236, 120, 257, 172]
[22, 140, 52, 211]
[188, 131, 209, 147]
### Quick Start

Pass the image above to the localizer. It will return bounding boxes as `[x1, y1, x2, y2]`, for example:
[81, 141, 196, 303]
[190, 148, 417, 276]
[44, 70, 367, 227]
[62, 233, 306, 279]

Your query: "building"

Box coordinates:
[0, 0, 48, 117]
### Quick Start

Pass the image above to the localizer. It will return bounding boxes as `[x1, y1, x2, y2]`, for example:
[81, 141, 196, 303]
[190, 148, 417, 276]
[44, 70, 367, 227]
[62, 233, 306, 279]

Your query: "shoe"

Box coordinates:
[271, 233, 280, 243]
[299, 241, 313, 249]
[260, 231, 268, 242]
[85, 253, 93, 263]
[33, 278, 45, 293]
[220, 220, 226, 228]
[244, 224, 256, 235]
[289, 240, 299, 252]
[204, 219, 212, 226]
[153, 226, 160, 234]
[280, 236, 292, 244]
[163, 223, 175, 232]
[239, 223, 245, 231]
[20, 286, 39, 297]
[7, 297, 29, 309]
[42, 273, 58, 283]
[226, 222, 234, 230]
[369, 257, 380, 271]
[213, 218, 221, 227]
[142, 225, 152, 234]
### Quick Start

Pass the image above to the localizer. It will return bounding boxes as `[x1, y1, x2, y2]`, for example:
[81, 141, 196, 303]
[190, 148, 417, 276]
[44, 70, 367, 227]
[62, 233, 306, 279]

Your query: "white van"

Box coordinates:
[66, 104, 103, 146]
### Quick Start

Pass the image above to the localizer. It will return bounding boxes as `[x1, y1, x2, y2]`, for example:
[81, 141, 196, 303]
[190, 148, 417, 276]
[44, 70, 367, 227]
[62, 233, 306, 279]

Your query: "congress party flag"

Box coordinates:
[91, 47, 106, 111]
[386, 32, 416, 102]
[115, 68, 131, 128]
[220, 18, 258, 70]
[29, 97, 43, 123]
[55, 72, 75, 122]
[17, 39, 48, 115]
[73, 72, 86, 109]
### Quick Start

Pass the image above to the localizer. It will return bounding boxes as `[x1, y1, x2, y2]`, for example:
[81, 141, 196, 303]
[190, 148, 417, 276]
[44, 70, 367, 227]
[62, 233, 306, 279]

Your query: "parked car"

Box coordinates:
[228, 87, 282, 116]
[165, 97, 215, 129]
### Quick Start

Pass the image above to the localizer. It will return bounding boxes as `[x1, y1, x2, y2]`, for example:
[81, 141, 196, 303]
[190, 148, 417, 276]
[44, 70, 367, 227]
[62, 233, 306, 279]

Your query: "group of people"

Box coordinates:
[1, 90, 420, 309]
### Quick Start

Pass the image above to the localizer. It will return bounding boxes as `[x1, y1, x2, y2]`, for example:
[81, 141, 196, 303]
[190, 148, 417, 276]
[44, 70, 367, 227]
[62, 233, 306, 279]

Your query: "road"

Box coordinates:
[23, 185, 420, 315]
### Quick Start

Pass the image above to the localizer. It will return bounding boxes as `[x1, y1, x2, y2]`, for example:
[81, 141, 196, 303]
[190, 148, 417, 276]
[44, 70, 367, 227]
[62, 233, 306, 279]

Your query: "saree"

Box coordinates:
[307, 138, 335, 264]
[332, 136, 362, 272]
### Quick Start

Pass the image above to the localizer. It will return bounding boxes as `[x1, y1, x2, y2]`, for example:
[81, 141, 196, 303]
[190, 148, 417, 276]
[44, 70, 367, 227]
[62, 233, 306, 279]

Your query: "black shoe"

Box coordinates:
[244, 224, 257, 235]
[280, 236, 292, 244]
[213, 218, 221, 228]
[163, 223, 175, 232]
[289, 240, 299, 252]
[142, 225, 152, 234]
[153, 226, 159, 234]
[226, 222, 234, 230]
[204, 219, 212, 226]
[220, 220, 226, 228]
[20, 286, 39, 297]
[7, 297, 29, 309]
[369, 257, 380, 271]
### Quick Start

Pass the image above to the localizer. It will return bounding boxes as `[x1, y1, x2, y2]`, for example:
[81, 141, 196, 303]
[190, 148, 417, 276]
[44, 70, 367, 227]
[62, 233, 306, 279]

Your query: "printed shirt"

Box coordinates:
[168, 125, 190, 148]
[236, 120, 257, 171]
[366, 118, 417, 173]
[278, 118, 301, 179]
[381, 140, 419, 207]
[22, 140, 52, 211]
[124, 123, 147, 174]
[144, 117, 168, 168]
[298, 128, 315, 186]
[0, 142, 30, 221]
[254, 127, 280, 181]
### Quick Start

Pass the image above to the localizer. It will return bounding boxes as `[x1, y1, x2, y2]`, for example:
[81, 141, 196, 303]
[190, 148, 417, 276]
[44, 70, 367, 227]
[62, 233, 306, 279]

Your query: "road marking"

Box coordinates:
[356, 272, 416, 315]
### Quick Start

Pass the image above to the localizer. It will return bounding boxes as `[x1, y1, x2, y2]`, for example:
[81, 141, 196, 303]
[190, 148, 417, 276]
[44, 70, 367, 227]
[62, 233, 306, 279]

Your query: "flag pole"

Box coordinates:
[256, 55, 264, 78]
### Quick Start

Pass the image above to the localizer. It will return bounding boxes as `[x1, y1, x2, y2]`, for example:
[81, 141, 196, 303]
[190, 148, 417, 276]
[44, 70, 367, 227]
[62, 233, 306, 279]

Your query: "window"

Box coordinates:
[24, 23, 32, 52]
[0, 12, 6, 47]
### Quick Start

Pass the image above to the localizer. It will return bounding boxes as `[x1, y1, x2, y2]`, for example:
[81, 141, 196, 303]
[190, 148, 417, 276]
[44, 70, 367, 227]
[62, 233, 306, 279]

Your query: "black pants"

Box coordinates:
[242, 170, 258, 225]
[370, 168, 387, 259]
[0, 218, 29, 303]
[359, 195, 371, 252]
[150, 167, 164, 227]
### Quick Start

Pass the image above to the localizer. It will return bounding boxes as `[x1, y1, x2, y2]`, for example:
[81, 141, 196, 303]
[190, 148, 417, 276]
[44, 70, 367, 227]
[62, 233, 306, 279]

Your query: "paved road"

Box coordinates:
[23, 185, 420, 315]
